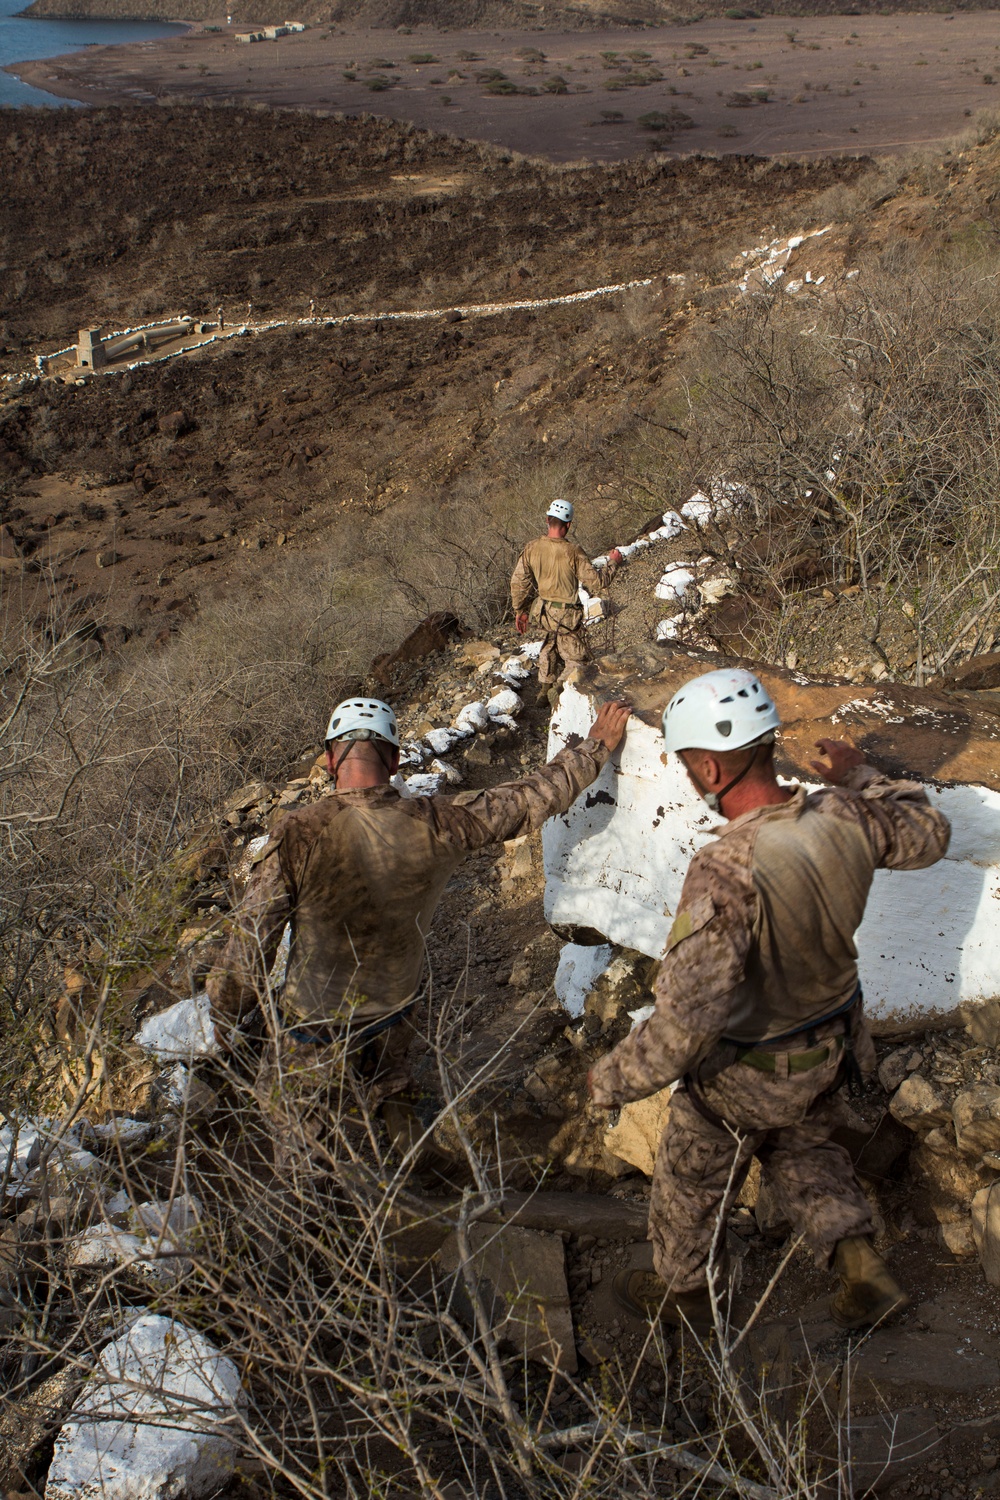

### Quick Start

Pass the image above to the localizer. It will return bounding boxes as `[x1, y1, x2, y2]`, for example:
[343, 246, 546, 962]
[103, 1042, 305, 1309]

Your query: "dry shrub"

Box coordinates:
[1, 966, 867, 1500]
[644, 241, 1000, 678]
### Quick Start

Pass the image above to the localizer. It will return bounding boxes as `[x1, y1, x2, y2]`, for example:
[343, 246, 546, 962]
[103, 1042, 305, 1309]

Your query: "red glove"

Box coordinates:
[609, 548, 623, 566]
[515, 611, 529, 635]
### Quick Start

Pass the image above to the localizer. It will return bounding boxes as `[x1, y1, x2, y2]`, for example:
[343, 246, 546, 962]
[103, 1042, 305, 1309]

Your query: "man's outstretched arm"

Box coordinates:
[811, 738, 952, 871]
[434, 700, 632, 851]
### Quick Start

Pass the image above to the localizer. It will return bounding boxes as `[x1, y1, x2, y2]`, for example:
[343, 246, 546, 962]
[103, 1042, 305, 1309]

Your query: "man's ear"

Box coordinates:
[701, 753, 723, 790]
[325, 745, 337, 777]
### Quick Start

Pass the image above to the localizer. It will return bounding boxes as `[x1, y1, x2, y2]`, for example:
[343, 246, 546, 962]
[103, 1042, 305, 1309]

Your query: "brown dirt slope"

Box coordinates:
[0, 105, 862, 352]
[6, 105, 1000, 657]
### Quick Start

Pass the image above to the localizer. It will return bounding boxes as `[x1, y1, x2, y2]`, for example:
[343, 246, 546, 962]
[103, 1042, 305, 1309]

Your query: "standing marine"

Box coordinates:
[588, 667, 951, 1331]
[510, 498, 622, 705]
[208, 694, 632, 1166]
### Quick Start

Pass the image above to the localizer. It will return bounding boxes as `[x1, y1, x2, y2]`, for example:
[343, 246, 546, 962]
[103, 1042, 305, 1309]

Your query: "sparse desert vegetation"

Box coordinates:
[7, 79, 1000, 1500]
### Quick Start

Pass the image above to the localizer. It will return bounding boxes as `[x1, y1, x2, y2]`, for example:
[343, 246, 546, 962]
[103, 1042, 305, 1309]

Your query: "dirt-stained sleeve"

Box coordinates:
[832, 763, 951, 871]
[205, 837, 293, 1027]
[589, 853, 755, 1107]
[432, 738, 610, 851]
[510, 547, 537, 613]
[573, 545, 618, 598]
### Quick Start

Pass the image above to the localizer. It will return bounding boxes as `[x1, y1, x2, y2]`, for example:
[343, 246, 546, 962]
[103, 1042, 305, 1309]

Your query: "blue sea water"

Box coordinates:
[0, 0, 183, 107]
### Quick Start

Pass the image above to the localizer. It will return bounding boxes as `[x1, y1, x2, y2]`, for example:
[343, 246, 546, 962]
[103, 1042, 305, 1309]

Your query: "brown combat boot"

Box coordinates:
[830, 1236, 909, 1329]
[380, 1099, 461, 1185]
[612, 1269, 716, 1335]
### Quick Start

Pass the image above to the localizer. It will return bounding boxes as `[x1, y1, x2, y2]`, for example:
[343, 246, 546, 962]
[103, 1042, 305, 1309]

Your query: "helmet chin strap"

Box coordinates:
[691, 742, 763, 815]
[329, 738, 395, 782]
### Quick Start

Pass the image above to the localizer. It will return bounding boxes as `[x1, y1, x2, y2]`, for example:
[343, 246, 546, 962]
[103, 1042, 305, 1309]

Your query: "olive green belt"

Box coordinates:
[735, 1036, 844, 1074]
[540, 598, 578, 611]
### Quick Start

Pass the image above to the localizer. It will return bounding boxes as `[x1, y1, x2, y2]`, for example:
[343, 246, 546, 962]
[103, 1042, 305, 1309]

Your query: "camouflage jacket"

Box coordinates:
[207, 738, 610, 1029]
[589, 764, 951, 1108]
[510, 536, 616, 614]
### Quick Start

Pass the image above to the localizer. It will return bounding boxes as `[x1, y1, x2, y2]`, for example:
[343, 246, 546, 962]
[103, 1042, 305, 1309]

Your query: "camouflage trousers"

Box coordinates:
[649, 1029, 874, 1296]
[256, 1006, 420, 1176]
[536, 603, 589, 686]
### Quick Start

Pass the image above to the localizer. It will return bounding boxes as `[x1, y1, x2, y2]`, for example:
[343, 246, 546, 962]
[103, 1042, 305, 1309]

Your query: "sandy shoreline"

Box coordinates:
[7, 12, 999, 160]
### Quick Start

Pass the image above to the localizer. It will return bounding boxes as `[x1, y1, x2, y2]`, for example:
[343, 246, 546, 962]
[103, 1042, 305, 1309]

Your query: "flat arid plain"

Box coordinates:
[12, 11, 1000, 160]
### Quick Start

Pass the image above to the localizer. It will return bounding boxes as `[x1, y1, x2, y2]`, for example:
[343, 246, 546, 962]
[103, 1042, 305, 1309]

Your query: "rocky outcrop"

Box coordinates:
[436, 1223, 577, 1373]
[545, 649, 1000, 1032]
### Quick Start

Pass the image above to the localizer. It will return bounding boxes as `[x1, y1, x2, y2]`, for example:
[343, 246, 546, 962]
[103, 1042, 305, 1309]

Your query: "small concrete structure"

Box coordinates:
[76, 328, 106, 369]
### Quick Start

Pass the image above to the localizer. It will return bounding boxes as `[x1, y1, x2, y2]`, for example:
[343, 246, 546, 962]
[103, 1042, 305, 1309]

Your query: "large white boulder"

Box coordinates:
[544, 657, 1000, 1033]
[46, 1313, 243, 1500]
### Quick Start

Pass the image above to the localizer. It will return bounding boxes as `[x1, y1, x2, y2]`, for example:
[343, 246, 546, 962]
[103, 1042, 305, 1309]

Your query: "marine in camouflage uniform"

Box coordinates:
[208, 699, 631, 1157]
[510, 504, 620, 689]
[589, 669, 950, 1328]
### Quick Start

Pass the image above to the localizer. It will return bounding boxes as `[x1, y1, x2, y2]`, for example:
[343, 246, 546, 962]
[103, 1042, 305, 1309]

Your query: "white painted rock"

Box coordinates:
[1, 1120, 43, 1183]
[403, 772, 447, 797]
[654, 565, 695, 604]
[136, 995, 218, 1061]
[679, 494, 713, 524]
[1, 1118, 96, 1196]
[132, 1195, 202, 1242]
[46, 1313, 242, 1500]
[66, 1227, 182, 1286]
[487, 688, 523, 720]
[424, 726, 468, 755]
[497, 657, 532, 686]
[86, 1119, 155, 1149]
[429, 757, 463, 786]
[453, 700, 490, 734]
[655, 616, 683, 642]
[543, 656, 1000, 1033]
[553, 943, 612, 1018]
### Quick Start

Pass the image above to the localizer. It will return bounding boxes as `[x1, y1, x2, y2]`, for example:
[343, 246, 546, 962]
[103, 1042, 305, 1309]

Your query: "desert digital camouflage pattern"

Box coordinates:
[590, 762, 951, 1292]
[207, 738, 610, 1032]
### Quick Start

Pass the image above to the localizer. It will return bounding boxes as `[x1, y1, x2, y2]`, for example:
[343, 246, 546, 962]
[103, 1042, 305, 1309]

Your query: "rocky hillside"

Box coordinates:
[6, 604, 1000, 1498]
[7, 100, 1000, 1500]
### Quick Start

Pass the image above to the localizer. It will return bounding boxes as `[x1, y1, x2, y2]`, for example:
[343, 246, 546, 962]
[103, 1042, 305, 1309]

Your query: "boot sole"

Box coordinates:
[830, 1287, 910, 1331]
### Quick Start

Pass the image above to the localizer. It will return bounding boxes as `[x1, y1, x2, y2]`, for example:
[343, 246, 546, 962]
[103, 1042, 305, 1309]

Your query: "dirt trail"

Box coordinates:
[14, 275, 656, 388]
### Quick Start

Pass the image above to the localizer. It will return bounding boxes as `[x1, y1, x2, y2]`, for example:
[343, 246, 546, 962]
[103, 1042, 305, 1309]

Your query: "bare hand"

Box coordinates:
[811, 737, 865, 785]
[608, 548, 623, 566]
[515, 611, 529, 635]
[589, 699, 632, 752]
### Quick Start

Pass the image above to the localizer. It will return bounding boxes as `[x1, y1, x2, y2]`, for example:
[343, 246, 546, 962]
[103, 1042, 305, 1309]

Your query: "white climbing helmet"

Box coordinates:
[325, 698, 399, 747]
[662, 668, 780, 754]
[546, 498, 574, 525]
